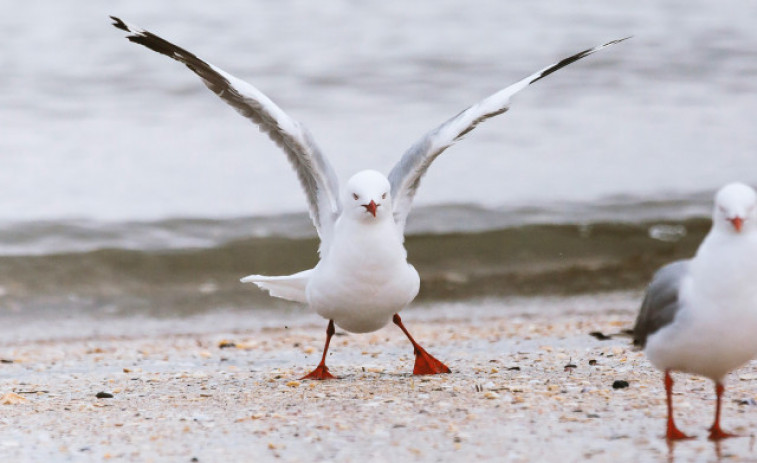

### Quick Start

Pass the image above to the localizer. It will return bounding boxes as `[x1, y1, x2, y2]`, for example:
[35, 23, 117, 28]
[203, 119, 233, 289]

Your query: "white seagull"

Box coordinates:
[112, 16, 627, 379]
[633, 182, 757, 440]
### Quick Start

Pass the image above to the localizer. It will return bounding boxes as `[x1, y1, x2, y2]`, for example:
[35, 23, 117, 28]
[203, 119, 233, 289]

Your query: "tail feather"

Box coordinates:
[240, 269, 312, 303]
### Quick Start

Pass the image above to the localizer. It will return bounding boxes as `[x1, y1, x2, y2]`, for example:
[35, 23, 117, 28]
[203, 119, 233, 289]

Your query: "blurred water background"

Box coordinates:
[1, 0, 756, 318]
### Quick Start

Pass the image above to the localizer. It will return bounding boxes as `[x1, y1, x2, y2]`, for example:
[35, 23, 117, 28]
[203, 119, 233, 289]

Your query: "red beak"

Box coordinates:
[363, 200, 378, 217]
[730, 216, 744, 232]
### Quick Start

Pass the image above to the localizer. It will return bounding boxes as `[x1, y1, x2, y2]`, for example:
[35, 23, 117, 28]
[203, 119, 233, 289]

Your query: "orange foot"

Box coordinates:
[300, 364, 337, 380]
[708, 426, 738, 441]
[412, 348, 451, 375]
[666, 425, 694, 441]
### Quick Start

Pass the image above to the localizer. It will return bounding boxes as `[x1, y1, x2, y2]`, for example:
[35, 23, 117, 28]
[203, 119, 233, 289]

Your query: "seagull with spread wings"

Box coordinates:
[112, 16, 626, 379]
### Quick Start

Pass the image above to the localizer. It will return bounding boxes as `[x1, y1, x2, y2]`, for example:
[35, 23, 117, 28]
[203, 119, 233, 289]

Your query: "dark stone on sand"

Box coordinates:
[612, 380, 629, 389]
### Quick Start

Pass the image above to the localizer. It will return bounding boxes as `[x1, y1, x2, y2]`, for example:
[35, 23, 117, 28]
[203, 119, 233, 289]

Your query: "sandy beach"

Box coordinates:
[1, 293, 756, 462]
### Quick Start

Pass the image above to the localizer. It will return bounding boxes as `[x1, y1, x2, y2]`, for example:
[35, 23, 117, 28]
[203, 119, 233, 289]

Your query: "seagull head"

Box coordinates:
[713, 182, 757, 234]
[343, 170, 392, 222]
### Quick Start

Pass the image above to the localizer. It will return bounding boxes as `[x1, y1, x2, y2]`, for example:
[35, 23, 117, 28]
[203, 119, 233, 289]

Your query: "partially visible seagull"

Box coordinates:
[633, 182, 757, 440]
[112, 16, 627, 379]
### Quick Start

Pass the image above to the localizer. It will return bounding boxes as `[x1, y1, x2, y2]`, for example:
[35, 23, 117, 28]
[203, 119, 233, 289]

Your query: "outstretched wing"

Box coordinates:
[388, 38, 629, 233]
[111, 17, 341, 248]
[632, 260, 690, 349]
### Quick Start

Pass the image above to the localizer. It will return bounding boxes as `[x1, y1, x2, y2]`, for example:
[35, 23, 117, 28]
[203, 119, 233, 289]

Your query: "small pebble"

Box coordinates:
[612, 380, 629, 390]
[96, 392, 114, 399]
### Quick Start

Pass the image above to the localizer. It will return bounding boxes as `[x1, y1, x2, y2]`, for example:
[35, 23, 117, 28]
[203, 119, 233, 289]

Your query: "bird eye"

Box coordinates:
[353, 193, 359, 200]
[382, 192, 387, 200]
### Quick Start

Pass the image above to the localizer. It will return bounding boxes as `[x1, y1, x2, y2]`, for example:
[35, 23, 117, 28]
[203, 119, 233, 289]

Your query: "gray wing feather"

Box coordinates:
[388, 37, 629, 233]
[632, 259, 691, 348]
[111, 17, 341, 247]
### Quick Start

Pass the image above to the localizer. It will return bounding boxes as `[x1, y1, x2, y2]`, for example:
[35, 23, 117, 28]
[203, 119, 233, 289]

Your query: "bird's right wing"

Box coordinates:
[111, 17, 341, 249]
[632, 260, 691, 349]
[388, 38, 629, 233]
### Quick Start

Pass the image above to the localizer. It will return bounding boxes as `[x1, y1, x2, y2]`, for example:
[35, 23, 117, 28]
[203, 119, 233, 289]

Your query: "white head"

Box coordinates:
[342, 170, 392, 222]
[712, 182, 757, 234]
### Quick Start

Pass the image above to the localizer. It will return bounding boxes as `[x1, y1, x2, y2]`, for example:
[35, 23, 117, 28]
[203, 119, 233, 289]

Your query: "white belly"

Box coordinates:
[646, 307, 757, 381]
[307, 261, 419, 333]
[646, 272, 757, 381]
[305, 218, 420, 333]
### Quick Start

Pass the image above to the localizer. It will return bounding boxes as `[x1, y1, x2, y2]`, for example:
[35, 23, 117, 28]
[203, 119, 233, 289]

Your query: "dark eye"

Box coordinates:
[382, 192, 387, 200]
[353, 193, 359, 200]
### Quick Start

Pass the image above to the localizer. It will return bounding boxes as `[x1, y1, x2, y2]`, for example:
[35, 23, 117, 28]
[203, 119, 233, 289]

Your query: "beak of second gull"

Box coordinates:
[729, 216, 744, 232]
[362, 200, 378, 217]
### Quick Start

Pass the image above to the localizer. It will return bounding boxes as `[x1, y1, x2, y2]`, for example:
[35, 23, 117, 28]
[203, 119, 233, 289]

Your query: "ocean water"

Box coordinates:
[1, 1, 756, 316]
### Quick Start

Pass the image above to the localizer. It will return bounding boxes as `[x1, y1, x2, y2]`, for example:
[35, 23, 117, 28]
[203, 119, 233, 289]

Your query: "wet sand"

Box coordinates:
[2, 293, 757, 462]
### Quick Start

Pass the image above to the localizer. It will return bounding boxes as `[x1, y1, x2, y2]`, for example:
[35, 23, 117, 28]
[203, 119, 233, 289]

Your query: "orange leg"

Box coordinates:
[393, 314, 450, 375]
[665, 370, 693, 441]
[301, 320, 337, 380]
[708, 382, 737, 440]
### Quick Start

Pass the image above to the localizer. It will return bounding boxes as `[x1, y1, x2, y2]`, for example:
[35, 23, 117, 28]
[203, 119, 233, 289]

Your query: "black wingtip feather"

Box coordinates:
[110, 16, 129, 32]
[110, 16, 206, 69]
[530, 36, 631, 85]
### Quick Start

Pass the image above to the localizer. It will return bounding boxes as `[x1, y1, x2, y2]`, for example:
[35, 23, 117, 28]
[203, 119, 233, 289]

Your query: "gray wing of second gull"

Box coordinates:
[111, 16, 341, 252]
[632, 259, 691, 349]
[387, 37, 629, 234]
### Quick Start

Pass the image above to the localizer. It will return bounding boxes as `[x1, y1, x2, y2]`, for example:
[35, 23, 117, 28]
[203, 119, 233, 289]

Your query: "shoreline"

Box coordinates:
[0, 216, 710, 318]
[2, 293, 757, 462]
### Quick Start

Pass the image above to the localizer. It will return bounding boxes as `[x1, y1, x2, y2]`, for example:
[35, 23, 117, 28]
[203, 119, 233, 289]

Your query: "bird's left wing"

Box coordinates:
[388, 38, 629, 233]
[632, 260, 690, 349]
[111, 17, 341, 249]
